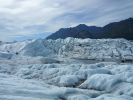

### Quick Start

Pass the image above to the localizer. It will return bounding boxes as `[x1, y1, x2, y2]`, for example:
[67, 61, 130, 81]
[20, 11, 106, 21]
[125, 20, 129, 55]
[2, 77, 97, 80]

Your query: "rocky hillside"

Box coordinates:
[46, 18, 133, 40]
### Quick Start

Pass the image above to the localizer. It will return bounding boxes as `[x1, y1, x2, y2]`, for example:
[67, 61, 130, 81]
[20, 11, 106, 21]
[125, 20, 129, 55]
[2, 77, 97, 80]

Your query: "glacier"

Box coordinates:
[0, 38, 133, 100]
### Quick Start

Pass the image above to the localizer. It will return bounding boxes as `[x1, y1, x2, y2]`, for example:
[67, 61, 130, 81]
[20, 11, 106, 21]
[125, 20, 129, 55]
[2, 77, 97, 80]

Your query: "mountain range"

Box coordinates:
[46, 18, 133, 40]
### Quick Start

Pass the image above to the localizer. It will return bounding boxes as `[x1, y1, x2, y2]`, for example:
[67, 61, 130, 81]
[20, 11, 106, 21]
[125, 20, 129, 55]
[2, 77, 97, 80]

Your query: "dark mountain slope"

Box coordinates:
[46, 18, 133, 40]
[103, 18, 133, 39]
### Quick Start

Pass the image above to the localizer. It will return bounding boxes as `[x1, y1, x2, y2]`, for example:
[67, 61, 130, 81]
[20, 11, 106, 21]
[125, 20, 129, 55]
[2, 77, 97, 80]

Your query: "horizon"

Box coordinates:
[2, 17, 133, 42]
[0, 0, 133, 41]
[6, 17, 133, 42]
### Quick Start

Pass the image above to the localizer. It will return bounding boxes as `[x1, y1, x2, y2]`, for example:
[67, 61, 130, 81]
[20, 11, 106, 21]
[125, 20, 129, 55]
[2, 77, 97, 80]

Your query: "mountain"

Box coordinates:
[46, 18, 133, 40]
[103, 18, 133, 40]
[46, 24, 103, 39]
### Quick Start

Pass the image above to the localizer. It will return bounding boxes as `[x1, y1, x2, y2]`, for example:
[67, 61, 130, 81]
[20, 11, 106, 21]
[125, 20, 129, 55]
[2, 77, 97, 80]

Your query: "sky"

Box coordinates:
[0, 0, 133, 41]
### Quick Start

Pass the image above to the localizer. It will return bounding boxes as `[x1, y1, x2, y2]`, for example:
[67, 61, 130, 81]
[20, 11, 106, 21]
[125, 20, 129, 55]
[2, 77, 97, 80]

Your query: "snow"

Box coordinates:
[0, 38, 133, 100]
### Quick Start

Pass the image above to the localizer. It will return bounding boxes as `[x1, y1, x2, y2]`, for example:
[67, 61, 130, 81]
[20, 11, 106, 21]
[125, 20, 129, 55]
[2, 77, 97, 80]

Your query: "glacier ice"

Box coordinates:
[0, 38, 133, 100]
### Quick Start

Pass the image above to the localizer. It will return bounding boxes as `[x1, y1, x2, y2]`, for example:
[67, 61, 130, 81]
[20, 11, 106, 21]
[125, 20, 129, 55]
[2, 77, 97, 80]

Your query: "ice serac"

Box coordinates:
[21, 39, 54, 57]
[21, 37, 133, 62]
[0, 37, 133, 62]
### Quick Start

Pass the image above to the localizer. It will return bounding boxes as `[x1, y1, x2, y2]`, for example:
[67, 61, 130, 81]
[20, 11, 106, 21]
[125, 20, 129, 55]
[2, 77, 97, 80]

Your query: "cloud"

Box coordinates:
[0, 0, 133, 41]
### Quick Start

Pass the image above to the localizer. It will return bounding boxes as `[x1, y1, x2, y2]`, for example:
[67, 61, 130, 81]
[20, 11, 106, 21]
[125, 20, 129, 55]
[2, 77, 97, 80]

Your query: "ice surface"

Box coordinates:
[0, 38, 133, 100]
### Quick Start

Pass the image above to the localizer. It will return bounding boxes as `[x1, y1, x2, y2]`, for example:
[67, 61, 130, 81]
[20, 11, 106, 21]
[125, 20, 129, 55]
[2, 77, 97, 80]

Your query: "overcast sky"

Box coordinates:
[0, 0, 133, 41]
